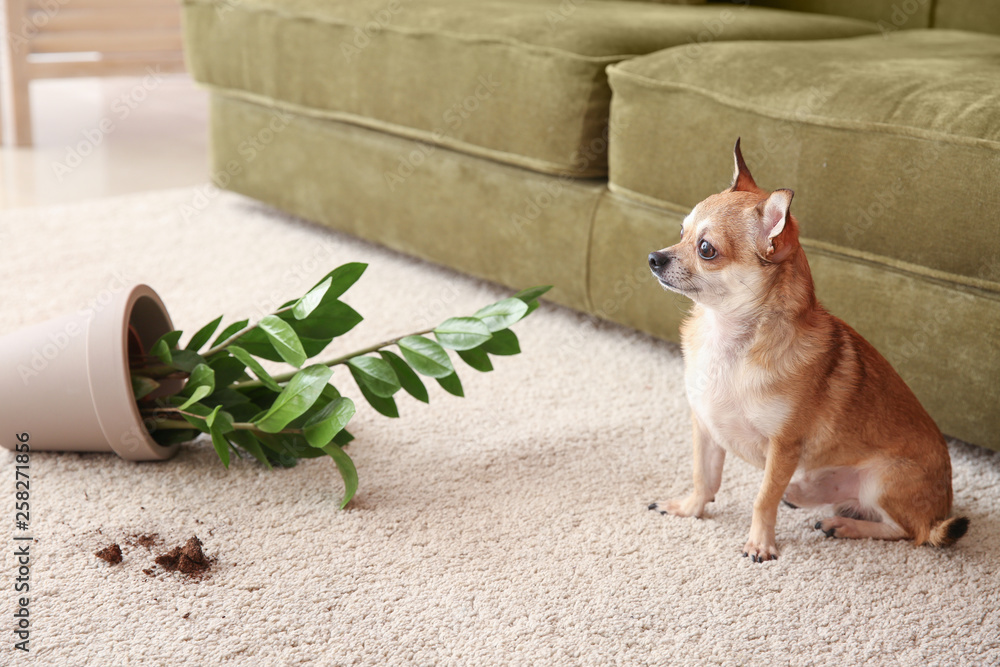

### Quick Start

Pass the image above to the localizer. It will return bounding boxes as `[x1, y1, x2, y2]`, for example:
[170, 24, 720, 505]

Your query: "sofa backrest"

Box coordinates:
[711, 0, 1000, 35]
[933, 0, 1000, 35]
[709, 0, 931, 28]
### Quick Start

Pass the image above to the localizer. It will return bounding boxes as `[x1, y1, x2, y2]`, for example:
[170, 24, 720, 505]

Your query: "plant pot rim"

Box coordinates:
[90, 283, 179, 461]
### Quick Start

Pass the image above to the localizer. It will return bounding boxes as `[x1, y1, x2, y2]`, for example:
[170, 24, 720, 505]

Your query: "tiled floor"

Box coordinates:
[0, 74, 209, 210]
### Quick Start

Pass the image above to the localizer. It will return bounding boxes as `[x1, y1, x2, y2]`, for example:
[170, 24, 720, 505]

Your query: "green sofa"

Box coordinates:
[182, 0, 1000, 451]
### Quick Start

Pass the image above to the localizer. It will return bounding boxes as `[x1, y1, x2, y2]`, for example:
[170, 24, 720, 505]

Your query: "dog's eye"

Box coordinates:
[698, 240, 717, 260]
[679, 224, 684, 238]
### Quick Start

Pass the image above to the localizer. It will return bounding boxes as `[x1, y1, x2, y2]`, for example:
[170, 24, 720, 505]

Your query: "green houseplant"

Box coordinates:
[129, 262, 549, 507]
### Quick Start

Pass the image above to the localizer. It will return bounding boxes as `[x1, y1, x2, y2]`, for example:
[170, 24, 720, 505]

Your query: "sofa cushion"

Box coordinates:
[210, 93, 605, 313]
[607, 30, 1000, 288]
[183, 0, 877, 177]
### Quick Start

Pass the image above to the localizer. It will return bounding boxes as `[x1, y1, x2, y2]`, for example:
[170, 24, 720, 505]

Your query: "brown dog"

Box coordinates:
[647, 140, 968, 562]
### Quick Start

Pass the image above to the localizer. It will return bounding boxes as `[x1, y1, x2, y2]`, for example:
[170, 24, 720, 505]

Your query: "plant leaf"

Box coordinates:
[293, 277, 332, 320]
[131, 374, 160, 400]
[170, 349, 209, 373]
[254, 365, 333, 433]
[151, 428, 199, 447]
[205, 405, 221, 429]
[303, 397, 356, 448]
[178, 385, 212, 410]
[346, 356, 400, 398]
[434, 317, 492, 351]
[481, 329, 520, 356]
[310, 262, 367, 300]
[380, 350, 429, 403]
[334, 428, 355, 446]
[200, 388, 252, 411]
[150, 330, 182, 364]
[211, 319, 249, 347]
[259, 432, 326, 460]
[322, 443, 359, 509]
[185, 315, 224, 351]
[513, 286, 552, 303]
[473, 298, 529, 332]
[181, 363, 215, 397]
[229, 346, 283, 392]
[353, 379, 399, 418]
[259, 315, 307, 368]
[397, 335, 454, 378]
[285, 300, 363, 340]
[437, 372, 464, 397]
[177, 401, 232, 433]
[209, 421, 231, 468]
[208, 353, 248, 387]
[228, 430, 272, 470]
[457, 347, 493, 373]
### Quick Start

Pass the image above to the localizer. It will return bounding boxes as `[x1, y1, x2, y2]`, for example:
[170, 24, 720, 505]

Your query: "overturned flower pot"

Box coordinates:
[1, 264, 548, 507]
[0, 284, 179, 461]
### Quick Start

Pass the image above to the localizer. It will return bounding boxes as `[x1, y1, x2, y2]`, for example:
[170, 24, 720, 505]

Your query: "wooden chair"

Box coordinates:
[1, 0, 185, 146]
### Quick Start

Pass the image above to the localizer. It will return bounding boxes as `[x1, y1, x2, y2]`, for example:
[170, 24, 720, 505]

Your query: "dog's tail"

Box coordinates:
[927, 516, 970, 547]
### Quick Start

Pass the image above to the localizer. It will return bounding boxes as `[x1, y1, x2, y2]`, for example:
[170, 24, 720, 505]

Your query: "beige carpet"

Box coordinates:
[2, 189, 998, 666]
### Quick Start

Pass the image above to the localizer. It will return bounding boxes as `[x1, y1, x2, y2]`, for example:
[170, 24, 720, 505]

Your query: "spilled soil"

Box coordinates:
[154, 537, 212, 578]
[94, 543, 123, 565]
[94, 533, 214, 580]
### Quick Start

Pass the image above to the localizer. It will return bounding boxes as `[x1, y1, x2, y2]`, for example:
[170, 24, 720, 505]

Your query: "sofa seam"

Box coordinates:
[606, 182, 692, 215]
[928, 0, 940, 28]
[800, 239, 1000, 301]
[183, 0, 630, 64]
[607, 185, 1000, 298]
[607, 66, 1000, 151]
[203, 84, 609, 178]
[582, 187, 608, 315]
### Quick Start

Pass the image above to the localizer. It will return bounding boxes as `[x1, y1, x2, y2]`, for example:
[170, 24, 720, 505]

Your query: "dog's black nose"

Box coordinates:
[648, 251, 670, 270]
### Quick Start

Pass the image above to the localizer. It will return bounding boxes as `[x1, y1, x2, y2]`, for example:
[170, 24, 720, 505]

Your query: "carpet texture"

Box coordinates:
[1, 189, 998, 665]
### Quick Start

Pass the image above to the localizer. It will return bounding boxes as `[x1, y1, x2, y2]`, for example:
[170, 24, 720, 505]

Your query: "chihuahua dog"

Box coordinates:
[647, 139, 968, 562]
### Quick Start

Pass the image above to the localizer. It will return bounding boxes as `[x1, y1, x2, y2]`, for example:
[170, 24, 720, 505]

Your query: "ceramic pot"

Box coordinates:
[0, 284, 179, 461]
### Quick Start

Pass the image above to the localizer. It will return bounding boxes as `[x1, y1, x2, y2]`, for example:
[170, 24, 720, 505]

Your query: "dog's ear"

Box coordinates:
[758, 188, 794, 245]
[729, 138, 757, 192]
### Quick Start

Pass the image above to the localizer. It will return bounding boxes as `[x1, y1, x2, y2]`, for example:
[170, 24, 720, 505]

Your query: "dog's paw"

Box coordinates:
[814, 519, 839, 538]
[648, 495, 705, 519]
[742, 537, 779, 563]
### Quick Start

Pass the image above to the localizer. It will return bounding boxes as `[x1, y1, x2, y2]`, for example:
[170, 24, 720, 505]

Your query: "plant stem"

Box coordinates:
[232, 327, 435, 390]
[202, 305, 294, 359]
[153, 419, 201, 430]
[149, 417, 304, 436]
[132, 365, 187, 380]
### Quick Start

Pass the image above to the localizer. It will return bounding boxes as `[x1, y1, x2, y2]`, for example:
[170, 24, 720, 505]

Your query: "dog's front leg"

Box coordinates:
[653, 413, 725, 519]
[744, 437, 801, 562]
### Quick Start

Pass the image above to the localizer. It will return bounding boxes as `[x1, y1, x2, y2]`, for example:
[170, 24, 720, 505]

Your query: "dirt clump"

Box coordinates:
[125, 533, 160, 550]
[95, 544, 123, 565]
[154, 536, 212, 578]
